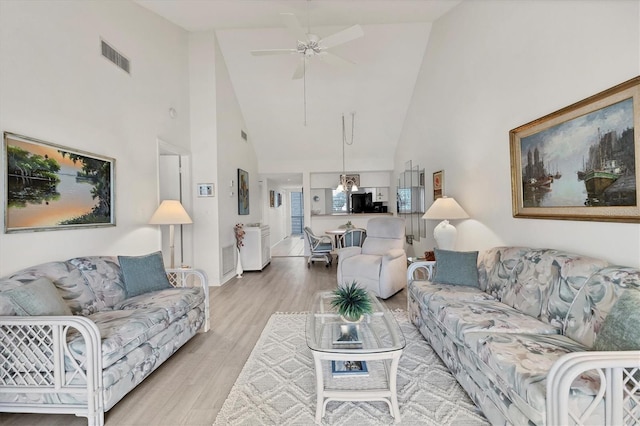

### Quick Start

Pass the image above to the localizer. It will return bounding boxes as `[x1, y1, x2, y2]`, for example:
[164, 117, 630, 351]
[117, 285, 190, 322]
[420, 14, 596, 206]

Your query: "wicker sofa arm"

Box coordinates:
[407, 261, 436, 282]
[0, 315, 104, 426]
[166, 268, 210, 332]
[547, 350, 640, 425]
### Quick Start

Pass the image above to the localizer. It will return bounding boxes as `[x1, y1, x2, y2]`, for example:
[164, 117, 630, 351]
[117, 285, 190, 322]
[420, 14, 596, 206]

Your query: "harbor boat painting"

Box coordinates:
[4, 133, 115, 232]
[510, 76, 640, 223]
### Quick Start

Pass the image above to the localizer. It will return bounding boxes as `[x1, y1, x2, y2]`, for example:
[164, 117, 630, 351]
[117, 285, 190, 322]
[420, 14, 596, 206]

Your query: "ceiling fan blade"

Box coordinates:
[318, 51, 356, 66]
[292, 57, 306, 80]
[319, 25, 364, 50]
[251, 48, 298, 56]
[280, 12, 308, 42]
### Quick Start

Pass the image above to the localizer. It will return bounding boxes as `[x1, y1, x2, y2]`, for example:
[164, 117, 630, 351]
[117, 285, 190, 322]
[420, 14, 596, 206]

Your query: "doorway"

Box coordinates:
[290, 191, 304, 235]
[157, 139, 192, 268]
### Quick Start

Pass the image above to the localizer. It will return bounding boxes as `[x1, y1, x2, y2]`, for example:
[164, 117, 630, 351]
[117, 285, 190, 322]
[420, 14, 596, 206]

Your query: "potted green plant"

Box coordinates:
[331, 281, 372, 322]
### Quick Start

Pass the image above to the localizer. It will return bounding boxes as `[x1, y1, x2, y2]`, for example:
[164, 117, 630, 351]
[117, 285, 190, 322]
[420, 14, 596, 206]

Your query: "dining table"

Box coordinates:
[325, 229, 346, 250]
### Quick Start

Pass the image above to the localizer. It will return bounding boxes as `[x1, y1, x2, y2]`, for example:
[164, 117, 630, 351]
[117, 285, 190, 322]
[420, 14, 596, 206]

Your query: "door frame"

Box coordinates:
[157, 138, 193, 267]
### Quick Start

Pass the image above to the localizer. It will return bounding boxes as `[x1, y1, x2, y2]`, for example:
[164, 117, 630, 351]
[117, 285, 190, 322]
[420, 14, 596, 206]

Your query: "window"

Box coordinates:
[397, 188, 411, 213]
[332, 190, 348, 213]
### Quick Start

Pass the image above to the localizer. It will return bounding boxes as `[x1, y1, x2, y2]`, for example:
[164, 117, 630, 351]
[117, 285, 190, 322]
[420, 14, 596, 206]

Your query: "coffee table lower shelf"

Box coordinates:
[311, 349, 403, 424]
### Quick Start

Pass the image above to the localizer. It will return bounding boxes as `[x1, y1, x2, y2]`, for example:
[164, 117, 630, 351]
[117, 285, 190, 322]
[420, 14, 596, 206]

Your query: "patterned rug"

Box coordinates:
[212, 311, 489, 425]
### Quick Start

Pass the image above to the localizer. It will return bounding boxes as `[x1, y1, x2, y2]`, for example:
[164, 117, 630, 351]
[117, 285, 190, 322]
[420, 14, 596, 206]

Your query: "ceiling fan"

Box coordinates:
[250, 12, 364, 80]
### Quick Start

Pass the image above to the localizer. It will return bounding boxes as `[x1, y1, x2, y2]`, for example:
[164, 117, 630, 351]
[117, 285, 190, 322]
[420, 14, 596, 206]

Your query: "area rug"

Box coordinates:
[212, 311, 490, 425]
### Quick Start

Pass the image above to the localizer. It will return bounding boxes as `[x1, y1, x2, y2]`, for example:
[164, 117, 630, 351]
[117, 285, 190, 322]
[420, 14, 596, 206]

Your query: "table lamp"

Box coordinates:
[422, 196, 469, 250]
[149, 200, 193, 268]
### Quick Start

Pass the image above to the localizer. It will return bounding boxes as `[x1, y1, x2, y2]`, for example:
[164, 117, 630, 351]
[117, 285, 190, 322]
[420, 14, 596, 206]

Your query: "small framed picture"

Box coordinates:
[433, 170, 444, 200]
[197, 183, 214, 197]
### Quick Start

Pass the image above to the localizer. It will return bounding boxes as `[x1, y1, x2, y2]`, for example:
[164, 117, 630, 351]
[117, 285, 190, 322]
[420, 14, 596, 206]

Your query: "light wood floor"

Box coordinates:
[0, 257, 406, 426]
[270, 234, 305, 257]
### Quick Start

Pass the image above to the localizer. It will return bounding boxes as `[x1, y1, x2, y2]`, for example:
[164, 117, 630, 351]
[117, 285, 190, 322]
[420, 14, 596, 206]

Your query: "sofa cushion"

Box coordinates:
[118, 252, 171, 298]
[433, 249, 479, 287]
[565, 266, 640, 348]
[68, 256, 126, 310]
[462, 332, 601, 425]
[593, 288, 640, 352]
[499, 249, 609, 329]
[113, 287, 205, 324]
[477, 247, 531, 294]
[66, 287, 205, 369]
[409, 280, 495, 309]
[4, 277, 71, 316]
[0, 261, 100, 316]
[429, 300, 560, 348]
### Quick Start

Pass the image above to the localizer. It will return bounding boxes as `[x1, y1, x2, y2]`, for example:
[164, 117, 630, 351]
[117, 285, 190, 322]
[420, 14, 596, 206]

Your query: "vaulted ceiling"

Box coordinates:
[135, 1, 461, 185]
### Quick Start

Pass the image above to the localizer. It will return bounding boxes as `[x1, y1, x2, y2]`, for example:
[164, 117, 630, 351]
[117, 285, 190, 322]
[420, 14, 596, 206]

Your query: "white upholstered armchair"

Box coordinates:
[337, 217, 407, 299]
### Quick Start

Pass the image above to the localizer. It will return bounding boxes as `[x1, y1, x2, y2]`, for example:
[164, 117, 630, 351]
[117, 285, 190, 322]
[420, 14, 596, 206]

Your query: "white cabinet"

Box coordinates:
[240, 225, 271, 271]
[375, 188, 389, 202]
[365, 187, 389, 202]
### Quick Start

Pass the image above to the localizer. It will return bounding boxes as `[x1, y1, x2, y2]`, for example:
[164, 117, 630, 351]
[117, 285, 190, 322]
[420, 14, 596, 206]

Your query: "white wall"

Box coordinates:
[396, 0, 640, 266]
[189, 31, 260, 285]
[189, 31, 220, 283]
[0, 1, 190, 275]
[214, 35, 260, 284]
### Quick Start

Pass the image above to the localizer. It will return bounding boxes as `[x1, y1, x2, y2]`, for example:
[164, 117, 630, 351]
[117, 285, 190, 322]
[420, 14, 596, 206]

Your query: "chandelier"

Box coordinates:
[336, 112, 358, 192]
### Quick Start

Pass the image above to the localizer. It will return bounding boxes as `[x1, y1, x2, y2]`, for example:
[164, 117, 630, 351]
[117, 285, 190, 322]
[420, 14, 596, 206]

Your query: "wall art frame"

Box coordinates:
[510, 76, 640, 222]
[4, 132, 115, 233]
[269, 190, 275, 207]
[433, 170, 443, 200]
[197, 183, 214, 197]
[237, 168, 249, 215]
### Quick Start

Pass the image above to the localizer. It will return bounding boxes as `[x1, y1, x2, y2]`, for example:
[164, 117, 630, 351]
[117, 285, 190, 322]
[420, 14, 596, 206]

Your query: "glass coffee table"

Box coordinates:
[305, 291, 406, 423]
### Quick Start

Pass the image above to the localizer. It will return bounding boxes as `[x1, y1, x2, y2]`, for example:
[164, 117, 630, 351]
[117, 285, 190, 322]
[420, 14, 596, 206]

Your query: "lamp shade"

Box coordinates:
[149, 200, 193, 225]
[422, 196, 469, 220]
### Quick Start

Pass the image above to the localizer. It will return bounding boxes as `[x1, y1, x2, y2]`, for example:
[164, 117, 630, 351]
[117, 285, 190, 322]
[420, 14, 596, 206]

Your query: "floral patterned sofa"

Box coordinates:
[408, 247, 640, 425]
[0, 254, 209, 426]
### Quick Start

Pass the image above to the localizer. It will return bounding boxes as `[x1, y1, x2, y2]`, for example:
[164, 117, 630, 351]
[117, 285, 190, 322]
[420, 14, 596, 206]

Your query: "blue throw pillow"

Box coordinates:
[118, 251, 172, 298]
[593, 289, 640, 352]
[433, 248, 479, 287]
[5, 277, 72, 316]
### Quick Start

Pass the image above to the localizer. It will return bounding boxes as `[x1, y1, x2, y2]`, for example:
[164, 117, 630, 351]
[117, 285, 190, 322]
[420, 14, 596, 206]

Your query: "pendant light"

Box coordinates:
[336, 112, 356, 192]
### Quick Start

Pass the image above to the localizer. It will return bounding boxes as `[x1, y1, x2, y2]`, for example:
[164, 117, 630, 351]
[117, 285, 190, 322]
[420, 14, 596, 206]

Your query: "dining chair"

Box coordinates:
[303, 226, 333, 268]
[338, 228, 367, 249]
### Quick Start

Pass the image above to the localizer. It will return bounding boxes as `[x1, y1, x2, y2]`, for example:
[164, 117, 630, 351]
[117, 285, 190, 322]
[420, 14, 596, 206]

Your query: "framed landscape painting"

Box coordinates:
[510, 76, 640, 222]
[238, 168, 249, 215]
[4, 132, 115, 232]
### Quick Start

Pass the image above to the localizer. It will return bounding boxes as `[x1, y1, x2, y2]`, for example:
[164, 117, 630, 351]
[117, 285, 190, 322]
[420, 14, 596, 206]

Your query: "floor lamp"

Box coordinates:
[422, 196, 469, 250]
[149, 200, 193, 268]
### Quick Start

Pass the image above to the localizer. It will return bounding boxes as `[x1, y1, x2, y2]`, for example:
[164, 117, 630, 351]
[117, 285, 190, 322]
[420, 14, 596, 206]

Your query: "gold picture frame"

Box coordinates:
[510, 76, 640, 222]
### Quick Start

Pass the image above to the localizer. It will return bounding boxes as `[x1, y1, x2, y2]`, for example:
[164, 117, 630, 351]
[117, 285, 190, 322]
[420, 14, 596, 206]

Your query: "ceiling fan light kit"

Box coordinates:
[250, 12, 363, 80]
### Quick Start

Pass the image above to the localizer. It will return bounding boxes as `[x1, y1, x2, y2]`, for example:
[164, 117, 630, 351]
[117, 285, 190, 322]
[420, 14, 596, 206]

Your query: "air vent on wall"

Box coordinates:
[101, 39, 130, 74]
[241, 130, 248, 141]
